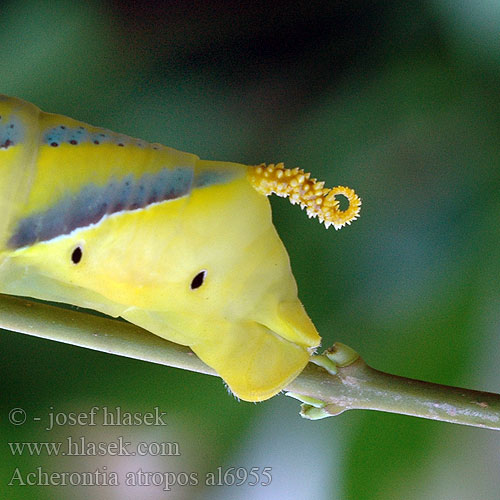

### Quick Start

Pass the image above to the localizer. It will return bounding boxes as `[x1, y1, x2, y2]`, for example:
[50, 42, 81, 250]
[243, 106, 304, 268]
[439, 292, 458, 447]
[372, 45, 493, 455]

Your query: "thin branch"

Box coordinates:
[1, 294, 499, 430]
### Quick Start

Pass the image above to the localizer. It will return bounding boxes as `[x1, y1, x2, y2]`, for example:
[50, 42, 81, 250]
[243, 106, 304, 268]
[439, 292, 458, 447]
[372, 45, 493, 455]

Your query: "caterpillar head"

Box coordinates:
[191, 162, 362, 400]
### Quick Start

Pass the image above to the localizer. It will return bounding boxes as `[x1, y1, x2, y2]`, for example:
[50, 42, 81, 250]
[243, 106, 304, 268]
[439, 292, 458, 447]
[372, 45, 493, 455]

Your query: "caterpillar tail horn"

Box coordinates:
[247, 163, 361, 229]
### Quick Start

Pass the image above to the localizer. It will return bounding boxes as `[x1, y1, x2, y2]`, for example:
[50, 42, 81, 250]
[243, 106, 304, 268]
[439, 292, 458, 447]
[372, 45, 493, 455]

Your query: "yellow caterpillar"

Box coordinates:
[0, 94, 361, 401]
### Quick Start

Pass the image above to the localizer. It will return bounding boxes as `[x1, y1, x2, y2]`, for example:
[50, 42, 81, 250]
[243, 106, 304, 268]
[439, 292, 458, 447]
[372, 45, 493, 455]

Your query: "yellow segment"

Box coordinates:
[21, 111, 198, 218]
[0, 97, 39, 248]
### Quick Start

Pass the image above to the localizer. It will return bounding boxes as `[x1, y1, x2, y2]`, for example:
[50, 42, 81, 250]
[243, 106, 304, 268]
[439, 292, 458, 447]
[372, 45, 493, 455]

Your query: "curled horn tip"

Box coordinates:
[248, 163, 361, 229]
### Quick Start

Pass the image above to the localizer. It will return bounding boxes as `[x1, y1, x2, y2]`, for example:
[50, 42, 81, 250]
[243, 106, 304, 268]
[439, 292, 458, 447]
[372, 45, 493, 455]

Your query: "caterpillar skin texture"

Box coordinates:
[0, 95, 359, 402]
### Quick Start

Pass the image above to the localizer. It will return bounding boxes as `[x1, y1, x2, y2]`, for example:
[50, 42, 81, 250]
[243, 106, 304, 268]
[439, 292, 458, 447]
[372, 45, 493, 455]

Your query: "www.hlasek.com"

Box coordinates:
[8, 467, 273, 490]
[9, 436, 180, 457]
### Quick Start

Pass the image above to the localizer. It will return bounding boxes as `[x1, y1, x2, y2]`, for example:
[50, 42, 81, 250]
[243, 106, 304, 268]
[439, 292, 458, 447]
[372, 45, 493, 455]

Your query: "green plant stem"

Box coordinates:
[1, 294, 499, 430]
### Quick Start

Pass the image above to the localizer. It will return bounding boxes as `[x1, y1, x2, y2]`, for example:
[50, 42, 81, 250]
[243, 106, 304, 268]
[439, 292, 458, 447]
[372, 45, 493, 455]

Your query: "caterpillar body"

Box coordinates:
[0, 95, 360, 402]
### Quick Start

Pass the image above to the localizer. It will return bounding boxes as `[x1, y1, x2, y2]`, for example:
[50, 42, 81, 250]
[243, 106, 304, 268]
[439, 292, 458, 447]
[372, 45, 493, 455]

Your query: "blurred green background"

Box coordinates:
[2, 1, 500, 498]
